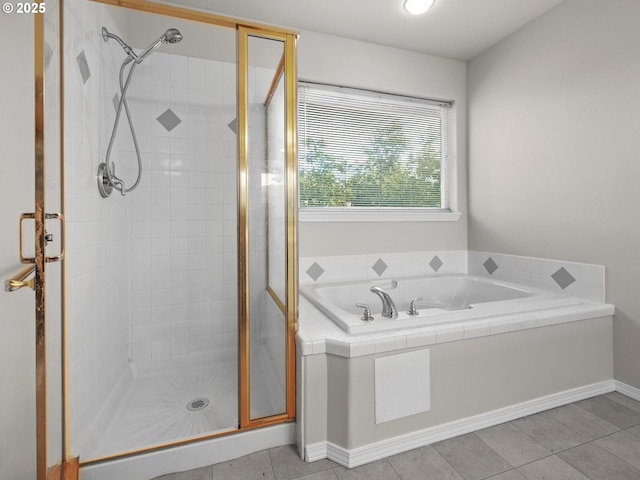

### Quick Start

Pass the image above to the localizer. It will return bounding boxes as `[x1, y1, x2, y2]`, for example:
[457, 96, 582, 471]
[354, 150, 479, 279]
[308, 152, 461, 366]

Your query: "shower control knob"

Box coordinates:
[356, 303, 374, 322]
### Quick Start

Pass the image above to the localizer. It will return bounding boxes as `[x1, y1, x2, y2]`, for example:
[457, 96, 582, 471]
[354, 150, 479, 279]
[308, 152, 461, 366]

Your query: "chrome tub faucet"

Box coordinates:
[370, 286, 398, 319]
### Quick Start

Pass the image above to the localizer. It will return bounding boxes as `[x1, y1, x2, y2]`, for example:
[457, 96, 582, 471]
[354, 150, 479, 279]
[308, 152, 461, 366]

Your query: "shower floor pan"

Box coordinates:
[91, 359, 238, 459]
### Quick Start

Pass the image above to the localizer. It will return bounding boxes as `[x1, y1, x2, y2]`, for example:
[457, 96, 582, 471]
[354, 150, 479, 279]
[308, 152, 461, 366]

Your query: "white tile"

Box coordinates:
[350, 337, 375, 357]
[514, 271, 531, 286]
[463, 321, 491, 339]
[575, 304, 613, 320]
[529, 272, 547, 290]
[151, 323, 171, 341]
[405, 328, 437, 348]
[151, 288, 171, 307]
[131, 221, 151, 239]
[171, 338, 188, 356]
[188, 57, 206, 90]
[311, 338, 326, 355]
[188, 138, 207, 156]
[529, 257, 552, 275]
[341, 255, 356, 281]
[555, 308, 578, 323]
[132, 325, 151, 343]
[151, 340, 171, 359]
[410, 251, 427, 275]
[131, 307, 152, 326]
[535, 312, 561, 328]
[373, 333, 407, 353]
[325, 338, 350, 357]
[490, 317, 514, 335]
[151, 255, 170, 272]
[512, 315, 538, 331]
[436, 325, 464, 343]
[582, 264, 604, 284]
[580, 281, 605, 303]
[132, 290, 151, 308]
[151, 237, 171, 256]
[516, 255, 532, 274]
[152, 306, 172, 325]
[171, 321, 188, 339]
[131, 342, 152, 361]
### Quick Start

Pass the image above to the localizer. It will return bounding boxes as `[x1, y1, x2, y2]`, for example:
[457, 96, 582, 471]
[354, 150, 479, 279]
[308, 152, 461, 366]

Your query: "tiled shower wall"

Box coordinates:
[65, 1, 241, 455]
[65, 0, 132, 455]
[126, 51, 238, 362]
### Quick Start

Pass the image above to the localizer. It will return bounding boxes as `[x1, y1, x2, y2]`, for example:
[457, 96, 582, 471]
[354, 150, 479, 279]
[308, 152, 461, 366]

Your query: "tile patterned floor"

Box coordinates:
[152, 392, 640, 480]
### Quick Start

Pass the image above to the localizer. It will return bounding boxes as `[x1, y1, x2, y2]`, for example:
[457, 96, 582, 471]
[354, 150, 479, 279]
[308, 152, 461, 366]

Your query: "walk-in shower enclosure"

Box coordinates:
[33, 0, 298, 475]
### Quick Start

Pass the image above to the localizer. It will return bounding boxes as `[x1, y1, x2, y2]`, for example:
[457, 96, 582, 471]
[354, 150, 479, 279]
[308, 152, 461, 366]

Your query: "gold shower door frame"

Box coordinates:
[31, 3, 72, 478]
[237, 26, 298, 429]
[32, 0, 298, 473]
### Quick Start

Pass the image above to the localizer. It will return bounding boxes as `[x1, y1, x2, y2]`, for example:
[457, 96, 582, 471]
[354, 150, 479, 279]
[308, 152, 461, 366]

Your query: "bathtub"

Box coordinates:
[300, 274, 583, 335]
[297, 268, 615, 469]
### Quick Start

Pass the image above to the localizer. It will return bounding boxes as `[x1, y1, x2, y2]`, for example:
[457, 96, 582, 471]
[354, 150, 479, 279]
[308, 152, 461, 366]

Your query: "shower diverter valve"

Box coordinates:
[97, 162, 113, 198]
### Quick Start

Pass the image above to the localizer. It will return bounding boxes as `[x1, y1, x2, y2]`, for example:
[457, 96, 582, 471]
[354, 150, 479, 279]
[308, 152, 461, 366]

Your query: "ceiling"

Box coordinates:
[167, 0, 567, 61]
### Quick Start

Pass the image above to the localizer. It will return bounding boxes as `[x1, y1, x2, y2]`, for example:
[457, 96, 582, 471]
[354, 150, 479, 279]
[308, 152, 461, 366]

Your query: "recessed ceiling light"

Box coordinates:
[403, 0, 435, 15]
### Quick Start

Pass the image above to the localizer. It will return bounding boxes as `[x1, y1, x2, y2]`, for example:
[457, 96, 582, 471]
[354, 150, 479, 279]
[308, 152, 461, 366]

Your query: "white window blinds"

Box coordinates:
[298, 83, 451, 211]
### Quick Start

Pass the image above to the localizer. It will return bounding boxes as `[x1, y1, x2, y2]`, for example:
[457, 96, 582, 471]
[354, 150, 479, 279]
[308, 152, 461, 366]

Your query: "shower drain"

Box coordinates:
[186, 398, 210, 412]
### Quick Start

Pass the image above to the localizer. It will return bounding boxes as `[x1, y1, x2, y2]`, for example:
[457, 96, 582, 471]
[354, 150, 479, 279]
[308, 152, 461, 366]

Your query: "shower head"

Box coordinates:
[102, 26, 184, 64]
[135, 28, 184, 63]
[162, 29, 183, 44]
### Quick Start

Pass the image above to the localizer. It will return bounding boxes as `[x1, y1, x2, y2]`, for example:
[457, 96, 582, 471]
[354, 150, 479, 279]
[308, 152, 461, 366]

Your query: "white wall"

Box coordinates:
[297, 31, 468, 257]
[467, 0, 640, 389]
[0, 13, 37, 480]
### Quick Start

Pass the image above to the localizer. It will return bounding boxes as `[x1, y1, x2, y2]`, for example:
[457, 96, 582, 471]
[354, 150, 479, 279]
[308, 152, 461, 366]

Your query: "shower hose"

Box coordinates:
[103, 58, 143, 196]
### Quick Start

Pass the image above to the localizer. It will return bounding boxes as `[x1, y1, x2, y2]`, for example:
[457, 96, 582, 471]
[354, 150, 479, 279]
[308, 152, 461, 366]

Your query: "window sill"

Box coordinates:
[298, 208, 462, 223]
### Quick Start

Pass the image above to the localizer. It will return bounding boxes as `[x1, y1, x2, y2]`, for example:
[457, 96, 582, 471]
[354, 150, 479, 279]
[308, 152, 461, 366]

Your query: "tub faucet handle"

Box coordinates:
[407, 296, 423, 316]
[356, 303, 374, 322]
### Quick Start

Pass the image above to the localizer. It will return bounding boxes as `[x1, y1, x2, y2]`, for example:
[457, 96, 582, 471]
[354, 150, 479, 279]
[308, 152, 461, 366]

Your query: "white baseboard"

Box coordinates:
[305, 380, 615, 468]
[615, 380, 640, 402]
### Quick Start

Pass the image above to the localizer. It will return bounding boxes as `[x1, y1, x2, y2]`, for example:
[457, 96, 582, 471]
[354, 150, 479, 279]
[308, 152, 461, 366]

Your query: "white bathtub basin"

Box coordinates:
[300, 274, 582, 334]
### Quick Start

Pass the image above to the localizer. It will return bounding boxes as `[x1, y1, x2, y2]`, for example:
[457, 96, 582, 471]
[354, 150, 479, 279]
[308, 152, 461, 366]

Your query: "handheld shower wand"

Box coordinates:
[98, 27, 183, 198]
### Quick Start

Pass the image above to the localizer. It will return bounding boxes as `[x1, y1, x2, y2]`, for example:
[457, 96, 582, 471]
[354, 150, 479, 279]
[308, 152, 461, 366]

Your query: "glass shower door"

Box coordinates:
[239, 30, 297, 425]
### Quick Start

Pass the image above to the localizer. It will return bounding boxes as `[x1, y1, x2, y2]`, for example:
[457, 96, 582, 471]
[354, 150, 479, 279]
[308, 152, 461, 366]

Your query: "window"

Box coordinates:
[298, 82, 457, 222]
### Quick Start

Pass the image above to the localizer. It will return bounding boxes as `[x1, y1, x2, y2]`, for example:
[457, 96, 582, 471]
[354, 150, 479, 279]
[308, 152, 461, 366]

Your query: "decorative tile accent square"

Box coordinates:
[156, 108, 182, 132]
[484, 257, 499, 275]
[76, 50, 91, 84]
[429, 255, 443, 272]
[372, 258, 388, 277]
[227, 117, 238, 135]
[305, 262, 325, 282]
[552, 267, 576, 290]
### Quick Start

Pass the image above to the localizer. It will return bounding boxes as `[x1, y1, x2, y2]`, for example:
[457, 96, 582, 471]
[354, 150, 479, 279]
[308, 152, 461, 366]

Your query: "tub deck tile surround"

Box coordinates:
[462, 320, 492, 339]
[296, 297, 615, 359]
